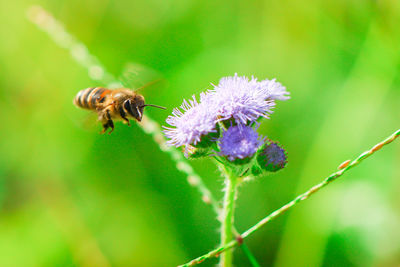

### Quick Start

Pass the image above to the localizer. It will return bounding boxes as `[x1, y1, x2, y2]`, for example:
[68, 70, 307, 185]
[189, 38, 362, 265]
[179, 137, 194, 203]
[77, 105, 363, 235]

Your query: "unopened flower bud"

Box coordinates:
[257, 141, 287, 172]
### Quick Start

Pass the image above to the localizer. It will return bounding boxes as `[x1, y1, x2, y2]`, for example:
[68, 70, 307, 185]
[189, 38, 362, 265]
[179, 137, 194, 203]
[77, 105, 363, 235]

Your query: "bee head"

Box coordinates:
[123, 96, 166, 122]
[123, 96, 145, 122]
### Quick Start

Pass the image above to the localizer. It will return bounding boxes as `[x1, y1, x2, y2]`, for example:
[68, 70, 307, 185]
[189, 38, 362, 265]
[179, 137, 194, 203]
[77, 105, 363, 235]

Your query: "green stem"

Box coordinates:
[220, 167, 238, 267]
[216, 160, 259, 265]
[179, 128, 400, 267]
[241, 243, 261, 267]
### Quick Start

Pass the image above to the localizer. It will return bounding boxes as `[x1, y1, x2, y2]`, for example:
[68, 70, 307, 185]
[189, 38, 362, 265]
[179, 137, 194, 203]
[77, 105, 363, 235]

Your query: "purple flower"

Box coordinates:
[163, 95, 217, 147]
[219, 125, 263, 161]
[257, 141, 287, 172]
[259, 78, 290, 101]
[163, 74, 289, 149]
[206, 74, 276, 125]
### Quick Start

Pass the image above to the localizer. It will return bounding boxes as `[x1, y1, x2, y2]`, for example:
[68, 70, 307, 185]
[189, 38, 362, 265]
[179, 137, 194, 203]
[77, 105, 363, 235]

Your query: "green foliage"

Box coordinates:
[0, 0, 399, 266]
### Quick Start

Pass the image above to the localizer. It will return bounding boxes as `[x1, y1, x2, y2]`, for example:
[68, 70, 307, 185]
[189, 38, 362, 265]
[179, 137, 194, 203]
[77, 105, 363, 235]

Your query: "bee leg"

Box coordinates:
[100, 119, 114, 134]
[100, 124, 108, 134]
[100, 110, 114, 134]
[107, 120, 114, 134]
[100, 121, 109, 134]
[105, 110, 114, 134]
[122, 116, 130, 126]
[119, 106, 130, 126]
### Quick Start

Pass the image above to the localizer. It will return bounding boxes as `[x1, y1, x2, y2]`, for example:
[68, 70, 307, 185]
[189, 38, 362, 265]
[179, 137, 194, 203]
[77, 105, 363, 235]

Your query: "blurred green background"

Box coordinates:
[1, 0, 400, 266]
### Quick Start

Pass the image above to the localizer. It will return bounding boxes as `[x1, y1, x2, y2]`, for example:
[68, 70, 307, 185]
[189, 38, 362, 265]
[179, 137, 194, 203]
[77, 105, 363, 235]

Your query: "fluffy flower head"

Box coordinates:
[219, 125, 263, 161]
[258, 78, 290, 101]
[164, 95, 217, 147]
[207, 74, 276, 125]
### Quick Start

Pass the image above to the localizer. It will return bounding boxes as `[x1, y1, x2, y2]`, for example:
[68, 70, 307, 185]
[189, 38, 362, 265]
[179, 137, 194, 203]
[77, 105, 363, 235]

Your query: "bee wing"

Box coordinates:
[118, 62, 164, 92]
[74, 110, 99, 132]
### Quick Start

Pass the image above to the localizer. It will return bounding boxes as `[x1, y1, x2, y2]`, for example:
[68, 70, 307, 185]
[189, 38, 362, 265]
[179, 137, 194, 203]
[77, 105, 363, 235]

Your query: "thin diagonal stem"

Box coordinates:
[27, 5, 220, 214]
[240, 243, 261, 267]
[140, 116, 221, 215]
[179, 129, 400, 266]
[27, 6, 118, 86]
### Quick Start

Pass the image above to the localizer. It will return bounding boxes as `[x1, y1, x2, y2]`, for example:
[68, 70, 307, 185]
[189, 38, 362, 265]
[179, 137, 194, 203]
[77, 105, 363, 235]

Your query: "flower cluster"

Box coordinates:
[164, 74, 289, 175]
[219, 125, 264, 161]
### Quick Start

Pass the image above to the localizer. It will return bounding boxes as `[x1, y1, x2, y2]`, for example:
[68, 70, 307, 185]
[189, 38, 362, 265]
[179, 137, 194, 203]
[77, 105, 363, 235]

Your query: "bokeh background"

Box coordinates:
[1, 0, 400, 266]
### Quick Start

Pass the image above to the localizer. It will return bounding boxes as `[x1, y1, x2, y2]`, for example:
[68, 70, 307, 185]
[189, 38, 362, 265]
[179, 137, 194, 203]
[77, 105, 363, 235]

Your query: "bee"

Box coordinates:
[73, 87, 165, 134]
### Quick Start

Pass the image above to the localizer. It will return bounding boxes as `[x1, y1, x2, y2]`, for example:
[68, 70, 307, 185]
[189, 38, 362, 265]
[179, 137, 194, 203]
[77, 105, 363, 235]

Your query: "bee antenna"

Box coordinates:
[142, 104, 166, 110]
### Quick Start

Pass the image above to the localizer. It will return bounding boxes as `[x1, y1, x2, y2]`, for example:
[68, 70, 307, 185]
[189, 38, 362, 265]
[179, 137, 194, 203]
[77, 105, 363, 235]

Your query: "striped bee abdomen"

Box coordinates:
[74, 87, 110, 110]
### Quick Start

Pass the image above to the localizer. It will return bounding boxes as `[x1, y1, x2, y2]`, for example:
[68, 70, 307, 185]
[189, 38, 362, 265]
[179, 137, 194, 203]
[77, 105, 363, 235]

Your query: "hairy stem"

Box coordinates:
[179, 128, 400, 266]
[220, 166, 238, 267]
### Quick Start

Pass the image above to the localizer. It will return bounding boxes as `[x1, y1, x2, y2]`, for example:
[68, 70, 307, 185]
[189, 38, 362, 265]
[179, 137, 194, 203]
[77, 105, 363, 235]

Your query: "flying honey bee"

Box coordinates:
[73, 87, 166, 134]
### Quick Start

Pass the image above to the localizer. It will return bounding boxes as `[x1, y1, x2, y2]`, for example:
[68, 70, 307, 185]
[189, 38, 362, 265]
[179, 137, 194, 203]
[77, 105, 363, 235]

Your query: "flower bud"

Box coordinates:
[257, 141, 287, 172]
